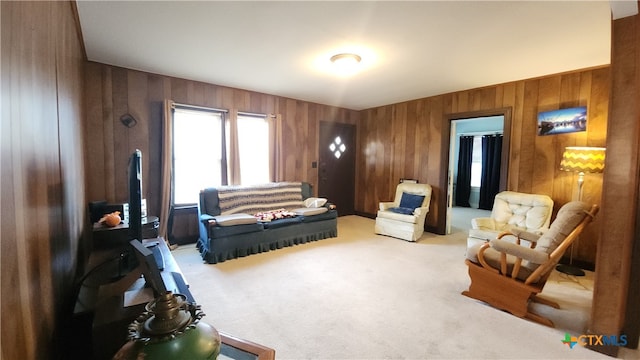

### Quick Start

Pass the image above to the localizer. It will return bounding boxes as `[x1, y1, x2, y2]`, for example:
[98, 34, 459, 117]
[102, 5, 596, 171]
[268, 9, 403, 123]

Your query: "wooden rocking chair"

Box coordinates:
[462, 201, 599, 327]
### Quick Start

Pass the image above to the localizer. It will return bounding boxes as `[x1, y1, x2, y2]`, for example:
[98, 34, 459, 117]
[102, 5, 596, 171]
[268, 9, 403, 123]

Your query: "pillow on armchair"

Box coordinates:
[389, 192, 425, 215]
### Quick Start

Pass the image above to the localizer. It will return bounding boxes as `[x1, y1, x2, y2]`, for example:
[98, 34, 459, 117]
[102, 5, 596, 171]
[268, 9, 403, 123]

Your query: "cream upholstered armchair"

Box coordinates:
[375, 182, 432, 241]
[463, 201, 598, 327]
[467, 191, 554, 251]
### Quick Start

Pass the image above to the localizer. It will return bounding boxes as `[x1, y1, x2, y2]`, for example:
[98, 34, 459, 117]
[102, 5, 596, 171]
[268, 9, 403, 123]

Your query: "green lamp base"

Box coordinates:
[114, 292, 220, 360]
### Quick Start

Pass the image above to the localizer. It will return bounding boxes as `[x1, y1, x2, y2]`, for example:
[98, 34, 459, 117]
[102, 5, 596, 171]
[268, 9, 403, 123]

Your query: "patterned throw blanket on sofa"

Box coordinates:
[217, 182, 304, 215]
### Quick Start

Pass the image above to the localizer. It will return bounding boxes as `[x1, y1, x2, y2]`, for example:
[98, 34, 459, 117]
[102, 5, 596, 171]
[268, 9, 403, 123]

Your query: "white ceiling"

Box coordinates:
[76, 1, 636, 111]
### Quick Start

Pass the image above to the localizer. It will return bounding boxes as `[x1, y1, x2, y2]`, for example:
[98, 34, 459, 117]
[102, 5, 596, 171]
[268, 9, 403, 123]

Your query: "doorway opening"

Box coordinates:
[437, 108, 512, 235]
[448, 116, 503, 234]
[451, 117, 503, 208]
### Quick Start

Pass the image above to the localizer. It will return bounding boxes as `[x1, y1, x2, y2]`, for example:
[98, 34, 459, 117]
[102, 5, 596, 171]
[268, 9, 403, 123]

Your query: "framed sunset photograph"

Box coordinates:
[537, 106, 587, 136]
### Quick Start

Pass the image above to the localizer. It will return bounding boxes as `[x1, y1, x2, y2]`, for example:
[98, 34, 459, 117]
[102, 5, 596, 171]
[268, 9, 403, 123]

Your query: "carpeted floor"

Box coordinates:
[172, 211, 639, 359]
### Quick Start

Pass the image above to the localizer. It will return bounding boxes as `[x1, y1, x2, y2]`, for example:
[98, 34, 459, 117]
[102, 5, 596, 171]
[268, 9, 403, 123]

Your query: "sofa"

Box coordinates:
[197, 181, 338, 264]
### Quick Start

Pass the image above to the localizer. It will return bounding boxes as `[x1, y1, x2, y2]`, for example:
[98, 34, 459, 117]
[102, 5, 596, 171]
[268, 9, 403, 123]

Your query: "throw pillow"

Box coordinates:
[399, 192, 425, 210]
[304, 197, 327, 208]
[389, 207, 415, 215]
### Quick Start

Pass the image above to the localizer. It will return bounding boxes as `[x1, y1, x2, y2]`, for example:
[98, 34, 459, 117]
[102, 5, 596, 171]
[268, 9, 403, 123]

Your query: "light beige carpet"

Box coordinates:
[172, 213, 639, 359]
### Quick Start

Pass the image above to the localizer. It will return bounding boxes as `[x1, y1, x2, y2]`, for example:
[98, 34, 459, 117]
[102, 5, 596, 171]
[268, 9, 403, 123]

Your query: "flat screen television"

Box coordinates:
[129, 239, 167, 296]
[128, 149, 143, 242]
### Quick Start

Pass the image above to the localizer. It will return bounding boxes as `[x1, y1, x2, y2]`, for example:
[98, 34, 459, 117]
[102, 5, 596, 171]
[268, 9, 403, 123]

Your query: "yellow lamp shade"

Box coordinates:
[560, 146, 606, 174]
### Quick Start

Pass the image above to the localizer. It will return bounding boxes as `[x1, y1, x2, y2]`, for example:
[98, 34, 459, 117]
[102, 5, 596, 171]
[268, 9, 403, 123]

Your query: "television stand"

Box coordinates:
[73, 237, 275, 360]
[73, 237, 190, 359]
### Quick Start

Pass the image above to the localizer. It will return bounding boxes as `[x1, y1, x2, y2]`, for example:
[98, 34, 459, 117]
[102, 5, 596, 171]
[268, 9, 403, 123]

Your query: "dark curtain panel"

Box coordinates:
[455, 135, 474, 207]
[479, 134, 503, 210]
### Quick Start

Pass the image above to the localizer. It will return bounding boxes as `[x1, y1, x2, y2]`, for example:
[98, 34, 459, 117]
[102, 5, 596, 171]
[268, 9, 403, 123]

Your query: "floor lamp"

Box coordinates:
[557, 146, 606, 276]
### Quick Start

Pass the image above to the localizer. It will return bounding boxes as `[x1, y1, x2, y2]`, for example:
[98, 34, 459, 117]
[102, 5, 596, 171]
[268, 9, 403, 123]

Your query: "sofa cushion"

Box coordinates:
[465, 242, 535, 282]
[535, 201, 591, 254]
[292, 207, 328, 217]
[209, 223, 264, 238]
[468, 226, 527, 242]
[468, 228, 500, 242]
[389, 207, 414, 215]
[491, 191, 554, 231]
[467, 226, 533, 253]
[300, 209, 338, 223]
[376, 209, 419, 224]
[261, 216, 302, 229]
[213, 213, 258, 226]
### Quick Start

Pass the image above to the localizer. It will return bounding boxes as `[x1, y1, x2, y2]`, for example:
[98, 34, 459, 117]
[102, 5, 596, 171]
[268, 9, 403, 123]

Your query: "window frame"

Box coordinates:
[170, 104, 272, 207]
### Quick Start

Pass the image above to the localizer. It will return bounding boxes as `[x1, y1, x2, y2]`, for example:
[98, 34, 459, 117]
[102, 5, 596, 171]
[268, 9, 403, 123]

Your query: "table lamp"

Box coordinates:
[557, 146, 606, 276]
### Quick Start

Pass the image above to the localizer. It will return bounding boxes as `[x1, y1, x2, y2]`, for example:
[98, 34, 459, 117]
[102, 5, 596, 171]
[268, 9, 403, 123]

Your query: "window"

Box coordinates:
[236, 113, 270, 185]
[172, 106, 271, 205]
[470, 136, 483, 187]
[173, 107, 226, 205]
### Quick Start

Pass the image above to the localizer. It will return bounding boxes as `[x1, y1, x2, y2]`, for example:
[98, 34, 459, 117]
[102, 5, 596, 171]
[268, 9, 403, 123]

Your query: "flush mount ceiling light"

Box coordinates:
[329, 53, 362, 75]
[311, 48, 375, 77]
[330, 53, 362, 65]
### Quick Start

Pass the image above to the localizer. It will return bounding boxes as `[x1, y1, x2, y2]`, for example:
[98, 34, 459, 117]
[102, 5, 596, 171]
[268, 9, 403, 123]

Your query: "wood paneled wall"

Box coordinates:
[357, 67, 610, 266]
[83, 63, 359, 241]
[589, 11, 640, 355]
[84, 61, 609, 264]
[1, 1, 86, 359]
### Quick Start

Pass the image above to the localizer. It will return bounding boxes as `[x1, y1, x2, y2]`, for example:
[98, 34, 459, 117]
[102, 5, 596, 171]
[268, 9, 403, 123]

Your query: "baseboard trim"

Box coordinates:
[170, 235, 198, 246]
[557, 257, 595, 272]
[354, 211, 443, 235]
[354, 211, 375, 219]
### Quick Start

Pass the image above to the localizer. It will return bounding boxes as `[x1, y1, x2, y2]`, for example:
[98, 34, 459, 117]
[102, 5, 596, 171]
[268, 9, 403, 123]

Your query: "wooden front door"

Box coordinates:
[318, 121, 356, 216]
